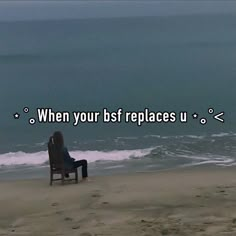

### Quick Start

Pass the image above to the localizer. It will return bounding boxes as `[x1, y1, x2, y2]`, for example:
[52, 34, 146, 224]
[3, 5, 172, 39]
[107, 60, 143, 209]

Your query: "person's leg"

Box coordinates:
[73, 160, 88, 178]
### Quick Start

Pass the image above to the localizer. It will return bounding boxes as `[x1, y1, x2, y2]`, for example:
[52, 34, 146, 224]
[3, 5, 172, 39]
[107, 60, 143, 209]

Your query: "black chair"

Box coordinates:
[48, 136, 78, 185]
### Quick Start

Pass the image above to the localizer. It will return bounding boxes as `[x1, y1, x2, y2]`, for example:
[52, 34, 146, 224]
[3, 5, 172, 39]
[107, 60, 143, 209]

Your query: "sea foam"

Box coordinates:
[0, 147, 155, 167]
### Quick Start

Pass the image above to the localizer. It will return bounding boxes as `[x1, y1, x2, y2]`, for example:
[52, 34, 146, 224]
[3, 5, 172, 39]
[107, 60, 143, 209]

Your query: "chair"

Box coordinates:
[48, 136, 78, 185]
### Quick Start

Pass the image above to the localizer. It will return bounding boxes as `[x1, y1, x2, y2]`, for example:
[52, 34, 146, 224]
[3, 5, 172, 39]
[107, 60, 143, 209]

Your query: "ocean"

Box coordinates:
[0, 12, 236, 180]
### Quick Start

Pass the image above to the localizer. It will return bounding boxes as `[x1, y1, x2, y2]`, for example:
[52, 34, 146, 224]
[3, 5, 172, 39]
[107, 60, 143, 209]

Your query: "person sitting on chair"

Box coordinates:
[53, 131, 88, 179]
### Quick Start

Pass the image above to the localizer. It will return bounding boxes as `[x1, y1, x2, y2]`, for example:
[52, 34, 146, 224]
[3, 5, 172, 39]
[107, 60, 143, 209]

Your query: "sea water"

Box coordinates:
[0, 12, 236, 179]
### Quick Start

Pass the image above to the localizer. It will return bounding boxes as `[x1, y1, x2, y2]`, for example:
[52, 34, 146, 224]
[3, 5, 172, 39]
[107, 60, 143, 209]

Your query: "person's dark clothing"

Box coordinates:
[73, 160, 88, 178]
[62, 147, 75, 169]
[62, 147, 88, 178]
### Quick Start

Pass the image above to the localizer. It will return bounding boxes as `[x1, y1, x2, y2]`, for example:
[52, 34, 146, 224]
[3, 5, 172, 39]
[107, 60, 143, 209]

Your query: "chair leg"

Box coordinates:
[61, 172, 65, 185]
[50, 171, 53, 186]
[75, 169, 78, 184]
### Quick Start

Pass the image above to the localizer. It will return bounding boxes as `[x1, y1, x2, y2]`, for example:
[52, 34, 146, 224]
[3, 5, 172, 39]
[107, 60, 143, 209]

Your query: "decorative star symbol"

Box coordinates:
[192, 113, 198, 119]
[13, 112, 20, 119]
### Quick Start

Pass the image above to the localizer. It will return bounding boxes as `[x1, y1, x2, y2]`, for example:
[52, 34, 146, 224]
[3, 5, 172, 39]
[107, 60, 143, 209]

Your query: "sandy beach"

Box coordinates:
[1, 167, 236, 236]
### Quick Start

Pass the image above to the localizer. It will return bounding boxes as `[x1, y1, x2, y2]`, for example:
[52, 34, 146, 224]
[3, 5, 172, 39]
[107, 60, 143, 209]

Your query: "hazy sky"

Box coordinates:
[0, 1, 235, 21]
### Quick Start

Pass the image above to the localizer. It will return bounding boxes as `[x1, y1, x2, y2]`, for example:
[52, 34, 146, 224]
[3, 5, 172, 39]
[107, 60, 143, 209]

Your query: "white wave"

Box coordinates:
[211, 132, 231, 137]
[217, 162, 236, 167]
[161, 136, 169, 139]
[178, 154, 211, 161]
[144, 134, 205, 139]
[0, 147, 155, 167]
[16, 144, 28, 147]
[180, 159, 234, 168]
[104, 165, 125, 170]
[35, 142, 46, 147]
[179, 154, 234, 162]
[179, 154, 234, 168]
[144, 134, 161, 138]
[115, 136, 139, 140]
[185, 135, 205, 139]
[160, 134, 206, 139]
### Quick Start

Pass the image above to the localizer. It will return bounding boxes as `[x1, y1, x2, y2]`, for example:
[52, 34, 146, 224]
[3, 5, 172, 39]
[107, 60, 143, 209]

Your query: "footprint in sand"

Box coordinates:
[51, 202, 59, 207]
[161, 228, 169, 235]
[89, 212, 96, 215]
[218, 190, 226, 193]
[92, 193, 102, 198]
[203, 221, 213, 225]
[64, 217, 73, 222]
[72, 225, 80, 230]
[102, 201, 109, 205]
[91, 189, 102, 198]
[56, 211, 63, 215]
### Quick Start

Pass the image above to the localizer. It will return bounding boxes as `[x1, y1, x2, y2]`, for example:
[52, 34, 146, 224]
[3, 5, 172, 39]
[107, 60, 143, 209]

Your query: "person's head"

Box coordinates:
[53, 131, 64, 148]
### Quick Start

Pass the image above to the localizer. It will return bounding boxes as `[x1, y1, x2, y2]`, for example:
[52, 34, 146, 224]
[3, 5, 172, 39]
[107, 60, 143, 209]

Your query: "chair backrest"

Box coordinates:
[48, 136, 65, 170]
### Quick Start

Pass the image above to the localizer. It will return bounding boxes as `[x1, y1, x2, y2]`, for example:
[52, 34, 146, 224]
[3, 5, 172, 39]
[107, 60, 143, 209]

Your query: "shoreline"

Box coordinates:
[1, 166, 236, 235]
[0, 163, 232, 182]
